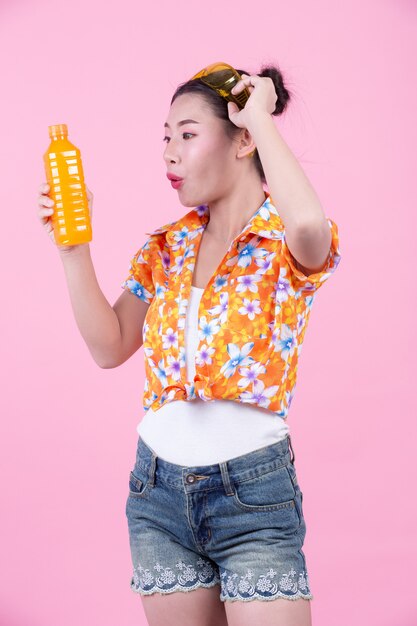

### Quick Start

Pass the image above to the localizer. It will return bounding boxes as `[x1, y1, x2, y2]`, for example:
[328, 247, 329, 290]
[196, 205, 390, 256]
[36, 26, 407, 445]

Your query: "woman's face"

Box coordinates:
[163, 93, 239, 207]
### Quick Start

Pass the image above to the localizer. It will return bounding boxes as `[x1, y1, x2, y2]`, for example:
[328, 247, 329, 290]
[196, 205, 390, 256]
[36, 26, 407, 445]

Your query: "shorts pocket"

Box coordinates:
[128, 465, 150, 499]
[232, 463, 297, 512]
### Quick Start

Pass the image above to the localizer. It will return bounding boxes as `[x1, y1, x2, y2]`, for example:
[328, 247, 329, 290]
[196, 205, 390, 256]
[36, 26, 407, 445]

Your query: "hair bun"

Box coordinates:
[236, 64, 291, 115]
[258, 65, 291, 115]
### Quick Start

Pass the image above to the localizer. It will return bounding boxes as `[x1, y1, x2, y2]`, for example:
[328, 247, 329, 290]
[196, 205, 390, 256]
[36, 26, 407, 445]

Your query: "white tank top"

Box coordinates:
[137, 285, 290, 465]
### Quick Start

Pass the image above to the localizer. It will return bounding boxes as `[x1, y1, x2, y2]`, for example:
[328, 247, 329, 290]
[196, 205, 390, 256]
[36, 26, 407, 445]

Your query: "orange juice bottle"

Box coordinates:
[43, 124, 92, 246]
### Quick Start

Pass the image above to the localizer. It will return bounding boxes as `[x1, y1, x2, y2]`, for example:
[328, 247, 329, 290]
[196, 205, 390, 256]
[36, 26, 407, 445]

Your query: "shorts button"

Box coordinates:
[186, 474, 196, 483]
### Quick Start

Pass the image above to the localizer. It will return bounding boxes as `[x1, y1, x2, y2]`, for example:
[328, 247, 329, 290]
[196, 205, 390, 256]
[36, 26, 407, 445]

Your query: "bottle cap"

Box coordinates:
[48, 124, 68, 138]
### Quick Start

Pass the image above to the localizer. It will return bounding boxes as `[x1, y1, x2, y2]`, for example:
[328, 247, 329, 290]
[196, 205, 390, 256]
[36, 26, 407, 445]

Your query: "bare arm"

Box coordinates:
[59, 245, 149, 368]
[111, 288, 149, 368]
[246, 110, 332, 275]
[38, 181, 149, 367]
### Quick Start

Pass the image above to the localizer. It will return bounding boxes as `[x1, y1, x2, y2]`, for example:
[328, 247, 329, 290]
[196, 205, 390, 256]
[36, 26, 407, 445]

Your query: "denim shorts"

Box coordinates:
[125, 434, 313, 603]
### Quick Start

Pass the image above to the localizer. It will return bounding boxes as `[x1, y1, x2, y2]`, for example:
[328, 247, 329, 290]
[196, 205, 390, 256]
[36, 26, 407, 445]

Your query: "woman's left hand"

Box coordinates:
[227, 74, 277, 129]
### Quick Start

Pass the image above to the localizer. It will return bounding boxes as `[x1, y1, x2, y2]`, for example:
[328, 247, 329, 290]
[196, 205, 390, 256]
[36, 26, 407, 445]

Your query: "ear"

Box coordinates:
[236, 128, 256, 159]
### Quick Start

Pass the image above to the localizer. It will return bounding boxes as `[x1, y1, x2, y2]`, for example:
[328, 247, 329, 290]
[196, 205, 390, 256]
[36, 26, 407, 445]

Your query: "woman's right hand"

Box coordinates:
[37, 182, 94, 254]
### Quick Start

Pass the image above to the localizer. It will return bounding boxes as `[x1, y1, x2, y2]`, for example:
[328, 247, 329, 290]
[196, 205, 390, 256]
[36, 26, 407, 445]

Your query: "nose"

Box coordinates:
[163, 141, 180, 165]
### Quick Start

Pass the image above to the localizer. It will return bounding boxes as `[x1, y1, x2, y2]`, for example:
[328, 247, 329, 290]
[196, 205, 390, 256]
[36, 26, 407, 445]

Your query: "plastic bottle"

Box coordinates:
[43, 124, 92, 246]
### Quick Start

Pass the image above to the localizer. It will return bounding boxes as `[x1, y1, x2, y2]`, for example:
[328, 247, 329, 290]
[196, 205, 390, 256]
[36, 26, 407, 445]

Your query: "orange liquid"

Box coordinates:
[43, 124, 92, 246]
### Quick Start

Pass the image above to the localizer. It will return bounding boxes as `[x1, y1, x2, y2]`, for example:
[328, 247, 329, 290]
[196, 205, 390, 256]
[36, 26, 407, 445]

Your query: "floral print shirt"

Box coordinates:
[121, 191, 342, 419]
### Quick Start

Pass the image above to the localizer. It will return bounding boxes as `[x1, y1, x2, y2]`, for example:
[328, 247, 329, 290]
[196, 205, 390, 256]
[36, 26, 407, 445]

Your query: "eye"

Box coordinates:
[162, 133, 194, 143]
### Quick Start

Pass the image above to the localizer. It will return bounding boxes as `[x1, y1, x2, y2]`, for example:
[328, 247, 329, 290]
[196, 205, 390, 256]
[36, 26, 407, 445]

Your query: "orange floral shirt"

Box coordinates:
[121, 191, 341, 419]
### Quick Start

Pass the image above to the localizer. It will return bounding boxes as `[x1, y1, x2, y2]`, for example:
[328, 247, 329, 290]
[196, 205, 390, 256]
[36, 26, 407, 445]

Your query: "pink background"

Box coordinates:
[1, 0, 416, 624]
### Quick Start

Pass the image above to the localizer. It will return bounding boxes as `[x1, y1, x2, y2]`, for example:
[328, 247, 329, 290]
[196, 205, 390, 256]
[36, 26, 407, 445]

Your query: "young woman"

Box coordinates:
[37, 62, 341, 626]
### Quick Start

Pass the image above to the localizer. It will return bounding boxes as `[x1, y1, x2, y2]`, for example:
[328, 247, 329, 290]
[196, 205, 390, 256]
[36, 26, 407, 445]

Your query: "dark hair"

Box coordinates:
[170, 64, 292, 185]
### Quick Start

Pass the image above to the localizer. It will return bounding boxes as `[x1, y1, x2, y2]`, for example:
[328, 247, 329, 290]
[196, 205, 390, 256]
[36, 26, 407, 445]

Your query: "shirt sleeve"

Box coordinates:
[120, 236, 156, 304]
[281, 217, 342, 293]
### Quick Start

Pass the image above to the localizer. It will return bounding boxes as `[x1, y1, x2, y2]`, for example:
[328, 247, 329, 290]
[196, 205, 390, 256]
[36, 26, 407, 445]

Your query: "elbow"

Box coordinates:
[93, 351, 121, 369]
[97, 359, 120, 369]
[96, 358, 111, 369]
[91, 342, 123, 369]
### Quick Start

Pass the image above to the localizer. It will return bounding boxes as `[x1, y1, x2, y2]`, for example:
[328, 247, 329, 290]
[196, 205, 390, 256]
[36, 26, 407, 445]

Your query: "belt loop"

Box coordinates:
[148, 452, 157, 487]
[288, 434, 295, 465]
[219, 461, 235, 496]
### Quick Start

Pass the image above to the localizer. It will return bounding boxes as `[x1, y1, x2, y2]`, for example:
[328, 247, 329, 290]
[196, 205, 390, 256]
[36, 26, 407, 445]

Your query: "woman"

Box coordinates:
[37, 62, 341, 626]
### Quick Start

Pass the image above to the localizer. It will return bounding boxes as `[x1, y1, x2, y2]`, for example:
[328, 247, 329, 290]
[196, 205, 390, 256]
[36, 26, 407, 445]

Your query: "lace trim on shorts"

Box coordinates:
[130, 556, 221, 595]
[220, 564, 314, 602]
[130, 557, 313, 601]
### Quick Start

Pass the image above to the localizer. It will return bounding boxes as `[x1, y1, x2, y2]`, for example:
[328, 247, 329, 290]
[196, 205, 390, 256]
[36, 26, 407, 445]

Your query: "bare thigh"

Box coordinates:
[225, 597, 312, 626]
[141, 583, 228, 626]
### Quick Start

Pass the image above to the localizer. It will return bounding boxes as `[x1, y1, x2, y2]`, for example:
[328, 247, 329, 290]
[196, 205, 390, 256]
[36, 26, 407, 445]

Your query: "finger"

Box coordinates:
[38, 207, 54, 224]
[231, 85, 243, 95]
[236, 74, 258, 88]
[227, 101, 239, 118]
[232, 76, 252, 94]
[39, 182, 50, 194]
[38, 195, 54, 208]
[238, 74, 251, 84]
[38, 204, 54, 214]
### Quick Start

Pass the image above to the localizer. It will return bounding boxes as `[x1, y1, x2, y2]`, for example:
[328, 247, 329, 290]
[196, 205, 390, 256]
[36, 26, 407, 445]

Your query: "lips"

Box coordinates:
[166, 173, 184, 181]
[170, 179, 183, 190]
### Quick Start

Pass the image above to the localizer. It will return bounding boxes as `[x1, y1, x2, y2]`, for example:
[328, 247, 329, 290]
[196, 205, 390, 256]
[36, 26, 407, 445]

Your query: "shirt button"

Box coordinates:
[186, 474, 196, 484]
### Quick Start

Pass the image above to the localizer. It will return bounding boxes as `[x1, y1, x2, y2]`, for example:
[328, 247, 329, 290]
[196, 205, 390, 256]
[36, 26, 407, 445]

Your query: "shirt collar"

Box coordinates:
[146, 191, 284, 245]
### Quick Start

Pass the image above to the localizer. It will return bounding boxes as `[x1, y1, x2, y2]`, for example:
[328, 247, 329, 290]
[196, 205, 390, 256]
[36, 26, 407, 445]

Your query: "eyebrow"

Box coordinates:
[164, 119, 200, 129]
